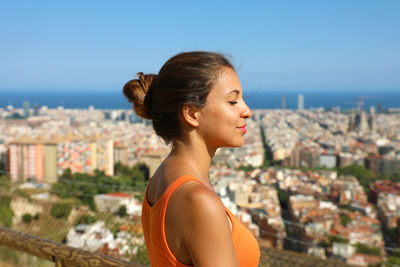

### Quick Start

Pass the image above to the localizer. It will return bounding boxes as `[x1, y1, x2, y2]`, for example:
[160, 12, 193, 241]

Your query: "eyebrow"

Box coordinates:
[226, 89, 240, 96]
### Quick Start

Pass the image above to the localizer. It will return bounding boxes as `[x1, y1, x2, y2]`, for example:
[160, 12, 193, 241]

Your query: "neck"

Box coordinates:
[169, 137, 216, 183]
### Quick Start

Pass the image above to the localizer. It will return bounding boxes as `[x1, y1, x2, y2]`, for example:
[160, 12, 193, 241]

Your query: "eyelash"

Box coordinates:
[229, 101, 238, 105]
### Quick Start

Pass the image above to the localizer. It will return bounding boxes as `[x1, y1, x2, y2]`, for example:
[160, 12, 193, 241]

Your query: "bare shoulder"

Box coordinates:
[169, 180, 225, 218]
[166, 181, 239, 266]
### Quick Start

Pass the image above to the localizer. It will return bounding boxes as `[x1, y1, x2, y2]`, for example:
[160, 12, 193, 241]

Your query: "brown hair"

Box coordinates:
[123, 51, 234, 144]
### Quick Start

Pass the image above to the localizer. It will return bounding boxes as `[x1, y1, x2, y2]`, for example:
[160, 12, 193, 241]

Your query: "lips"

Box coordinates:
[238, 125, 247, 134]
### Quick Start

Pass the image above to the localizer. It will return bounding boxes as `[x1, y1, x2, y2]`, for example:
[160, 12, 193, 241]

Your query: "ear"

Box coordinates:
[181, 104, 200, 127]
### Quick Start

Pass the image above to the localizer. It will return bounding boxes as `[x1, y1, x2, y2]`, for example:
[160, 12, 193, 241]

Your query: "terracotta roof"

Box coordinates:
[106, 192, 132, 198]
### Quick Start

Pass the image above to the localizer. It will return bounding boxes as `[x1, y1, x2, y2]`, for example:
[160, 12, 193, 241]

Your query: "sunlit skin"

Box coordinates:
[146, 67, 252, 267]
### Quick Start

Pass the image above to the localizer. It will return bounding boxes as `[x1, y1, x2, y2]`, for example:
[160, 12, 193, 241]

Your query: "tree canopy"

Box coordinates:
[51, 163, 149, 210]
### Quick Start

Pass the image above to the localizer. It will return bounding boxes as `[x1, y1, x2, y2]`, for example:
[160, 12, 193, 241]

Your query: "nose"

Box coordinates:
[241, 101, 252, 119]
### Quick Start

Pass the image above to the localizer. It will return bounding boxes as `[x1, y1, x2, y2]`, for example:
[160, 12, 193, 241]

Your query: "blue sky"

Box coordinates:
[0, 0, 399, 92]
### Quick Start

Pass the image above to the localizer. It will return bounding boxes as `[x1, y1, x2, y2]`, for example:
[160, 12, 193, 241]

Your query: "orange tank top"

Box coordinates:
[141, 175, 260, 267]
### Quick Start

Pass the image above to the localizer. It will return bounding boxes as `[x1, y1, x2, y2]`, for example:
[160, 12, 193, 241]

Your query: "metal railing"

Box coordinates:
[0, 226, 143, 267]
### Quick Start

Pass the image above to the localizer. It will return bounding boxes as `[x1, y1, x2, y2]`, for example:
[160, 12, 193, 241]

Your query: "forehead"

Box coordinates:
[208, 68, 242, 97]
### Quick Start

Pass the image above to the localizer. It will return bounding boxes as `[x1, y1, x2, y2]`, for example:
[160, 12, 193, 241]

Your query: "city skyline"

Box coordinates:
[1, 87, 400, 266]
[0, 1, 399, 93]
[3, 89, 400, 111]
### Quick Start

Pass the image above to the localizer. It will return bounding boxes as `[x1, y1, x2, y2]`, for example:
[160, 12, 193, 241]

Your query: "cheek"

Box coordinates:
[221, 108, 238, 125]
[201, 103, 237, 130]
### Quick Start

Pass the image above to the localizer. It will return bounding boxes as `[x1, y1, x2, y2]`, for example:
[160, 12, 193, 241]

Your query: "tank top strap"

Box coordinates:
[162, 174, 206, 200]
[147, 174, 207, 209]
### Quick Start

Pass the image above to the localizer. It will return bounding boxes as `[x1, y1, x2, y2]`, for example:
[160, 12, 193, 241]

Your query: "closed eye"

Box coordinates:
[229, 101, 238, 105]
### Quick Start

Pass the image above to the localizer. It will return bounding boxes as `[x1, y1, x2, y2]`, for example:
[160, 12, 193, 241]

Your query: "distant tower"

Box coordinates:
[33, 103, 39, 116]
[355, 110, 368, 133]
[297, 94, 304, 110]
[120, 112, 126, 121]
[281, 94, 286, 110]
[104, 111, 111, 120]
[348, 108, 355, 132]
[369, 106, 376, 132]
[23, 101, 30, 118]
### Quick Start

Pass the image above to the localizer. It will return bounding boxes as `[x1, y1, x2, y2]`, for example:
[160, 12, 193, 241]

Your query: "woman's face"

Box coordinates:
[197, 67, 252, 149]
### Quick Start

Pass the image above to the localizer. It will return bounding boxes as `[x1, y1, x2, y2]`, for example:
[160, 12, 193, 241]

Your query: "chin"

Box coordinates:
[235, 141, 245, 147]
[226, 139, 245, 148]
[214, 135, 245, 149]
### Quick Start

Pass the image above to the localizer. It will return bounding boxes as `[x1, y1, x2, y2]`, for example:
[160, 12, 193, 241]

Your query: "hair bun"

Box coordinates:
[123, 72, 156, 119]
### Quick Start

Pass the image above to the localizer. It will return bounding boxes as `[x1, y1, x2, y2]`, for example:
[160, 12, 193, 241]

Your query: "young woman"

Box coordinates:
[123, 51, 260, 267]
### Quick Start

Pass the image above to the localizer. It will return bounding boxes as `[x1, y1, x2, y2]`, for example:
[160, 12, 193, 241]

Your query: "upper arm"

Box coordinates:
[166, 183, 239, 267]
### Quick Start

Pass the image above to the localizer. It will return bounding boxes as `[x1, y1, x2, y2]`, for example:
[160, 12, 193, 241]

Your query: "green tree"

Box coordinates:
[114, 161, 130, 176]
[51, 182, 71, 199]
[93, 169, 106, 177]
[328, 235, 349, 244]
[0, 161, 6, 175]
[79, 184, 98, 211]
[50, 203, 72, 219]
[391, 248, 400, 258]
[355, 243, 381, 256]
[60, 168, 74, 180]
[0, 196, 14, 227]
[237, 165, 256, 172]
[117, 205, 127, 217]
[130, 165, 145, 183]
[33, 213, 40, 221]
[114, 162, 149, 187]
[137, 163, 149, 181]
[0, 175, 10, 190]
[22, 213, 32, 223]
[75, 215, 96, 225]
[385, 227, 397, 245]
[387, 256, 400, 266]
[260, 126, 272, 167]
[337, 165, 378, 193]
[52, 167, 147, 211]
[389, 173, 400, 183]
[340, 214, 351, 226]
[276, 187, 289, 209]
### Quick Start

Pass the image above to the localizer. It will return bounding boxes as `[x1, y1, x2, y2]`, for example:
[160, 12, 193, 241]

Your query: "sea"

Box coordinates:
[1, 89, 399, 110]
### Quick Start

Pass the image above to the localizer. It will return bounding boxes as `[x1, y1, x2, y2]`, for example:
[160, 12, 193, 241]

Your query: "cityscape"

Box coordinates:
[1, 93, 400, 267]
[1, 1, 399, 266]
